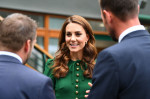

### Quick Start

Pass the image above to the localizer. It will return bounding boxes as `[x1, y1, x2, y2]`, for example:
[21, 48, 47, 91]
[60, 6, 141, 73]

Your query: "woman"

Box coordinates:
[44, 15, 97, 99]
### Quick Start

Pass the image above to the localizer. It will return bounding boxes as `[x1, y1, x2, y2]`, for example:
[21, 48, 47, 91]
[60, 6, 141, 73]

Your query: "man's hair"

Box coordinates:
[99, 0, 139, 21]
[0, 13, 37, 52]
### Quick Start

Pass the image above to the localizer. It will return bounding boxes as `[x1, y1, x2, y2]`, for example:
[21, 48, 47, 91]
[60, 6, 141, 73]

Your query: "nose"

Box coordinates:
[70, 34, 76, 41]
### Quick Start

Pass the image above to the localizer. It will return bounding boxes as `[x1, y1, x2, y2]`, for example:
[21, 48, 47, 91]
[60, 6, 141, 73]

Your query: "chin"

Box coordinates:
[70, 50, 79, 53]
[70, 48, 83, 54]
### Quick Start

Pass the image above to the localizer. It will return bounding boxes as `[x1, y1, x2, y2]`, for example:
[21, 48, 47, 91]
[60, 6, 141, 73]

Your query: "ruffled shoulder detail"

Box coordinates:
[44, 58, 56, 87]
[46, 59, 54, 68]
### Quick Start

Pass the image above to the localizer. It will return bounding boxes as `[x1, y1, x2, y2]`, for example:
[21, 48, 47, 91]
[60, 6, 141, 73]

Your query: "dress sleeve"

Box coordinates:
[44, 59, 56, 87]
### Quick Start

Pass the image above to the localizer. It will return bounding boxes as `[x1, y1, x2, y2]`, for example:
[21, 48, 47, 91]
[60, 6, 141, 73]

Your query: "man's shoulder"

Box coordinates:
[12, 64, 50, 83]
[22, 65, 49, 79]
[99, 42, 130, 57]
[102, 43, 123, 53]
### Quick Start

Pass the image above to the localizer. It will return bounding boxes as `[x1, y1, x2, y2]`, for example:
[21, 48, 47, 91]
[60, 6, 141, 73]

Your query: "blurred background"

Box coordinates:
[0, 0, 150, 72]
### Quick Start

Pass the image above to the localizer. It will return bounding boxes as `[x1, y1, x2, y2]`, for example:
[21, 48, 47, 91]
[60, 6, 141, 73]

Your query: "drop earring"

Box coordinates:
[85, 41, 87, 45]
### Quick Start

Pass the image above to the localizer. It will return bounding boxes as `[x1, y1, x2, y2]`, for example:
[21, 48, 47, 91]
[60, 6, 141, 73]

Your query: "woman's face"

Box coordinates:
[65, 23, 89, 53]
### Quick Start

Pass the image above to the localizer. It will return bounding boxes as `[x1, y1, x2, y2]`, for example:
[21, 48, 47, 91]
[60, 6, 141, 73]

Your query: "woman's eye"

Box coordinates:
[66, 32, 71, 36]
[76, 32, 81, 36]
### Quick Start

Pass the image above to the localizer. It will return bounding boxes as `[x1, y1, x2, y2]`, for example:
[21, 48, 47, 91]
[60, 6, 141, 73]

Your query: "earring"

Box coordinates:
[85, 41, 87, 45]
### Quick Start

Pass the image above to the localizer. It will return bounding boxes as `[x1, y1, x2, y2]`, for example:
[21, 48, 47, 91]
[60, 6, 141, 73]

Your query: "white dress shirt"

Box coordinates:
[118, 25, 145, 43]
[0, 51, 22, 63]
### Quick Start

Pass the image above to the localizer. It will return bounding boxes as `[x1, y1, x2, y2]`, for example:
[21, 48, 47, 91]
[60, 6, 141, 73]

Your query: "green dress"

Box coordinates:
[44, 59, 92, 99]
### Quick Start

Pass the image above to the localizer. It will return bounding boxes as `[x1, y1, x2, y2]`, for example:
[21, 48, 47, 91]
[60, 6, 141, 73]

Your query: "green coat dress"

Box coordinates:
[44, 59, 92, 99]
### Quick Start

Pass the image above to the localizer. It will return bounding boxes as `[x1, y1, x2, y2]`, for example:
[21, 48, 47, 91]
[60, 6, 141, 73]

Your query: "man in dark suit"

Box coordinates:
[0, 13, 55, 99]
[88, 0, 150, 99]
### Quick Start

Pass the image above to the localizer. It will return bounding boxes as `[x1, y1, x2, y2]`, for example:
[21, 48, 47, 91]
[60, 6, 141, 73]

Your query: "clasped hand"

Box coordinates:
[84, 82, 92, 98]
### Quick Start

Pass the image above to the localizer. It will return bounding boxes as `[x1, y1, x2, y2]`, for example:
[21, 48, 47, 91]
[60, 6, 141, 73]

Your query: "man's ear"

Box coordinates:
[138, 5, 140, 14]
[24, 40, 31, 53]
[103, 9, 112, 23]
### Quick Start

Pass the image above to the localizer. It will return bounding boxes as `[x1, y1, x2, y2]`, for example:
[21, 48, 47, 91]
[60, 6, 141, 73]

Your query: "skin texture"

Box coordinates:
[65, 23, 89, 61]
[22, 38, 36, 64]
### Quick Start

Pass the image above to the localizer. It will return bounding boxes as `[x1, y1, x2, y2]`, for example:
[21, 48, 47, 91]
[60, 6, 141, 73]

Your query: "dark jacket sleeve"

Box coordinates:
[38, 77, 56, 99]
[88, 50, 119, 99]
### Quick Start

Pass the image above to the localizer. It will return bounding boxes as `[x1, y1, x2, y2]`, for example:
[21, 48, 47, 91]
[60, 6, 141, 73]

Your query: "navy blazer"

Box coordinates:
[88, 30, 150, 99]
[0, 55, 55, 99]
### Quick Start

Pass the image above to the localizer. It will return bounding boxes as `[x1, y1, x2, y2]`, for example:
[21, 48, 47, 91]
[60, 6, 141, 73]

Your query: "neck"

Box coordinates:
[114, 16, 141, 39]
[70, 51, 83, 61]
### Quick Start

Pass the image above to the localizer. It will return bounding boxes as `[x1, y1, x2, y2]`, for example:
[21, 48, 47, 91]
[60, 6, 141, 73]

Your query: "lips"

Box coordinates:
[70, 44, 78, 46]
[70, 44, 79, 48]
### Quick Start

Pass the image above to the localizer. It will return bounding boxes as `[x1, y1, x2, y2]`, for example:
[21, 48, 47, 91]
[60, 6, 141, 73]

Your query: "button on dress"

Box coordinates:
[44, 59, 92, 99]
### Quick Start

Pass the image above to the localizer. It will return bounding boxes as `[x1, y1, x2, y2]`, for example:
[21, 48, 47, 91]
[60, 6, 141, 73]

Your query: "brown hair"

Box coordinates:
[52, 15, 97, 78]
[99, 0, 139, 21]
[0, 13, 37, 52]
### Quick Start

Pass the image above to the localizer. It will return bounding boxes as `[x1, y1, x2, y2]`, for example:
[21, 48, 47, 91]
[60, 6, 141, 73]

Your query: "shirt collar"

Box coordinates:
[118, 25, 145, 43]
[0, 51, 23, 63]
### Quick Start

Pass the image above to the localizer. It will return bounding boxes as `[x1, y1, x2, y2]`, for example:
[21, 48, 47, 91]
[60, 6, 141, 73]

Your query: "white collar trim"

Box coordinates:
[0, 51, 22, 63]
[119, 25, 145, 43]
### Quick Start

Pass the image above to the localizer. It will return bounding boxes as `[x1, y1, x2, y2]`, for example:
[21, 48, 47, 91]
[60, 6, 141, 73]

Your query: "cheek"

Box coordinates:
[65, 38, 70, 43]
[65, 38, 70, 47]
[78, 38, 86, 46]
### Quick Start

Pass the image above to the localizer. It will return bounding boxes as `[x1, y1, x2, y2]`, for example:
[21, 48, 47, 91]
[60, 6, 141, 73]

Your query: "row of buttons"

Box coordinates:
[75, 62, 80, 99]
